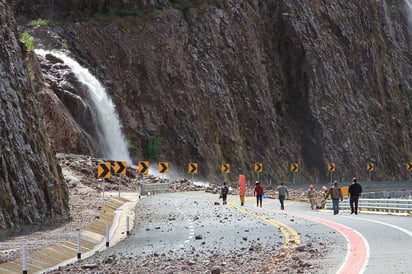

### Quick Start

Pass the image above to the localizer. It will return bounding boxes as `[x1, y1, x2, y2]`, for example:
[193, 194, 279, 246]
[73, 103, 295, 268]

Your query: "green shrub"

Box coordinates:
[143, 136, 161, 160]
[61, 39, 69, 49]
[398, 81, 404, 91]
[29, 18, 51, 26]
[20, 32, 35, 51]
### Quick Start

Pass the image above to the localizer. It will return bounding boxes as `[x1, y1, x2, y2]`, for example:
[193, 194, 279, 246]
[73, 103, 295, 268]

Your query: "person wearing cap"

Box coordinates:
[348, 177, 362, 214]
[253, 181, 264, 208]
[328, 181, 343, 215]
[307, 184, 317, 210]
[319, 186, 329, 209]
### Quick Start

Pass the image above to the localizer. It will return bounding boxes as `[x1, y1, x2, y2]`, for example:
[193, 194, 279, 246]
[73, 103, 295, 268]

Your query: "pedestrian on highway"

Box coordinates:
[348, 177, 362, 215]
[221, 182, 229, 205]
[307, 184, 317, 210]
[328, 181, 343, 215]
[253, 181, 264, 208]
[319, 186, 329, 209]
[276, 182, 289, 210]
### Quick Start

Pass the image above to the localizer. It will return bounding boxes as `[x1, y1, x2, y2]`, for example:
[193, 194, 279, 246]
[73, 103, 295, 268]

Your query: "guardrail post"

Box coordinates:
[77, 231, 81, 259]
[126, 216, 130, 236]
[106, 224, 110, 247]
[22, 244, 27, 274]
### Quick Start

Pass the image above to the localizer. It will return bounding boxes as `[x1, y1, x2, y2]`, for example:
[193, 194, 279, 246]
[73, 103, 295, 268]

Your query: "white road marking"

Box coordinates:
[350, 217, 412, 237]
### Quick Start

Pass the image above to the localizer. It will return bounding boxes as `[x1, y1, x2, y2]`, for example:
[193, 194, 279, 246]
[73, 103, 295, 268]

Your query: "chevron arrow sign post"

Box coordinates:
[290, 163, 299, 173]
[254, 163, 263, 173]
[188, 163, 198, 174]
[97, 163, 111, 179]
[159, 162, 169, 174]
[138, 161, 149, 174]
[114, 161, 126, 174]
[221, 163, 230, 174]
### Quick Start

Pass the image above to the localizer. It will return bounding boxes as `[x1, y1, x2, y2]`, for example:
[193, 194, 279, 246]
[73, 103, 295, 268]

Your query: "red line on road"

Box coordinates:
[261, 200, 368, 273]
[290, 212, 369, 274]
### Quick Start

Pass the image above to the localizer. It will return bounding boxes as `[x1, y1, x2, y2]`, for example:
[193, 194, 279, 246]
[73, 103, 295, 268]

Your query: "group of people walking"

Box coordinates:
[221, 176, 363, 214]
[307, 177, 363, 215]
[221, 179, 290, 210]
[253, 181, 290, 210]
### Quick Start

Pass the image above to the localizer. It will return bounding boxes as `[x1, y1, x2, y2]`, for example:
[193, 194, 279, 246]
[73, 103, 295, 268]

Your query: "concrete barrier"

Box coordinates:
[0, 193, 139, 274]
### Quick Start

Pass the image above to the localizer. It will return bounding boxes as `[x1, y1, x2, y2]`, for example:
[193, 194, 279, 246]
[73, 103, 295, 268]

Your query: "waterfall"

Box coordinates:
[406, 0, 412, 36]
[35, 49, 132, 163]
[381, 0, 395, 40]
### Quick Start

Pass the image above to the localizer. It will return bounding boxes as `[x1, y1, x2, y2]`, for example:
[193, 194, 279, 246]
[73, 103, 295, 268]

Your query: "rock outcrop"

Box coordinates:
[13, 0, 412, 182]
[0, 2, 69, 236]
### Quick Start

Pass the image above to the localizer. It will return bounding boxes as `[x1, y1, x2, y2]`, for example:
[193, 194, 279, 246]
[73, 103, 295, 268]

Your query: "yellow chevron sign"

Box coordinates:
[221, 163, 230, 173]
[113, 161, 126, 174]
[254, 163, 263, 173]
[407, 162, 412, 171]
[366, 163, 374, 172]
[97, 163, 111, 178]
[290, 163, 299, 173]
[188, 163, 198, 174]
[328, 163, 336, 172]
[138, 161, 149, 174]
[159, 162, 169, 174]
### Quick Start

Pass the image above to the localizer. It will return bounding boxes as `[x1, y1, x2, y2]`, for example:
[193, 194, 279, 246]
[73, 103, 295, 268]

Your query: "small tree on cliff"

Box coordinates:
[143, 136, 161, 161]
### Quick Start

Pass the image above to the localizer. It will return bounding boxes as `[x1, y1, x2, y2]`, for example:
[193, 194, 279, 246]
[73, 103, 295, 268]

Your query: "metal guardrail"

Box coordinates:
[140, 183, 170, 195]
[325, 199, 412, 215]
[361, 190, 412, 199]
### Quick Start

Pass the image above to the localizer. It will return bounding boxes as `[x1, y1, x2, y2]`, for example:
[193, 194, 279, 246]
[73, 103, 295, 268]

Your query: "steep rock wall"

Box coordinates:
[16, 0, 412, 182]
[0, 2, 69, 235]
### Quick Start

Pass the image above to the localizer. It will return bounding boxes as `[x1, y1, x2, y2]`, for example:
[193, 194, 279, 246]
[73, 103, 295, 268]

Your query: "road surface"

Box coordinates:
[54, 191, 412, 273]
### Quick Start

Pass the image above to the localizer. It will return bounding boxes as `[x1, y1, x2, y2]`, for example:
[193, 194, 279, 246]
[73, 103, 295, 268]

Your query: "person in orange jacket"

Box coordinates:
[253, 181, 264, 208]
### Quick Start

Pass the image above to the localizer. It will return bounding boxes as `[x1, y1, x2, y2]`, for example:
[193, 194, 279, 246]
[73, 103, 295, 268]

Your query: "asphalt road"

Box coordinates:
[89, 191, 412, 273]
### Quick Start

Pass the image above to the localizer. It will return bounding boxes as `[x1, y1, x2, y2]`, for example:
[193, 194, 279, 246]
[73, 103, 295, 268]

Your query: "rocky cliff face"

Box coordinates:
[14, 0, 412, 182]
[0, 2, 69, 236]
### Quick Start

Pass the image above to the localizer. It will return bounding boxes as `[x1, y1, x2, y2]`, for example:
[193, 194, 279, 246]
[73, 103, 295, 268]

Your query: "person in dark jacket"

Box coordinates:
[348, 177, 362, 214]
[253, 181, 264, 208]
[328, 181, 343, 215]
[221, 182, 229, 205]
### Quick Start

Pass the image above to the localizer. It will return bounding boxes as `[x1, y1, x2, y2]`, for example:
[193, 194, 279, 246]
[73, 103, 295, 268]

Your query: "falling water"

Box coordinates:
[381, 0, 395, 40]
[406, 0, 412, 37]
[35, 49, 132, 163]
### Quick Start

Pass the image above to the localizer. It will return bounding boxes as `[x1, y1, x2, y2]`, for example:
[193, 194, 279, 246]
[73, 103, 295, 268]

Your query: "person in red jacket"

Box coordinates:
[253, 181, 264, 208]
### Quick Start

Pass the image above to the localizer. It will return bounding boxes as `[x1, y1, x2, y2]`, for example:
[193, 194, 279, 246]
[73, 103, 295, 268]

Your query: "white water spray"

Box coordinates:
[406, 0, 412, 36]
[36, 49, 132, 163]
